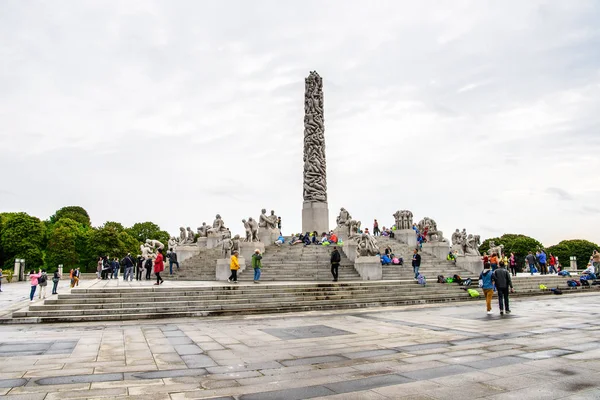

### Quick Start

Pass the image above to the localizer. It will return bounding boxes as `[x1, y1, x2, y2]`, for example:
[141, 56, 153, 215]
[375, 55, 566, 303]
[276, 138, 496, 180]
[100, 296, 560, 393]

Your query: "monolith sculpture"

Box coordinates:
[302, 71, 329, 234]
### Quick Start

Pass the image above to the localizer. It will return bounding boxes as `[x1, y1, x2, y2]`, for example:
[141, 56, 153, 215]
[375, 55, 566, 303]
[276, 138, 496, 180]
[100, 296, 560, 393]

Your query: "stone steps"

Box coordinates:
[6, 275, 590, 323]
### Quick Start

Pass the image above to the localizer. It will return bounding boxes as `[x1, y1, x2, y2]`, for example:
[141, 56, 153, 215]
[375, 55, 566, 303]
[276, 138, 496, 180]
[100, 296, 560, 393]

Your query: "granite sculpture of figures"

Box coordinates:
[347, 220, 361, 237]
[140, 243, 155, 259]
[178, 227, 186, 244]
[146, 239, 165, 251]
[217, 236, 234, 259]
[393, 210, 413, 230]
[487, 240, 505, 258]
[460, 233, 481, 256]
[451, 229, 461, 246]
[248, 218, 259, 242]
[354, 233, 378, 257]
[268, 210, 278, 230]
[242, 219, 252, 242]
[197, 223, 208, 238]
[232, 235, 241, 254]
[208, 214, 228, 235]
[168, 236, 178, 249]
[259, 209, 270, 229]
[417, 217, 446, 242]
[336, 208, 351, 227]
[303, 71, 327, 203]
[186, 227, 195, 243]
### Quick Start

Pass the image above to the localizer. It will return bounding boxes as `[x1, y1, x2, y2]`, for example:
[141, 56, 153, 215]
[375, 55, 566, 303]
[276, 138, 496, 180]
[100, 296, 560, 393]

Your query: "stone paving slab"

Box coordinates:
[1, 293, 600, 398]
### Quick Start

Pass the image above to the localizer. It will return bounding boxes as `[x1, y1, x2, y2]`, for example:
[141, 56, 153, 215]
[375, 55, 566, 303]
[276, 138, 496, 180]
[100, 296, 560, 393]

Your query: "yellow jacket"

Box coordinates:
[230, 255, 240, 270]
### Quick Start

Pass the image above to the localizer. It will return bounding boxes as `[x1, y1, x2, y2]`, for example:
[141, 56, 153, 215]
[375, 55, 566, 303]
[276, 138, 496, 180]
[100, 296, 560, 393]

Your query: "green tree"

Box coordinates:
[45, 218, 89, 271]
[480, 234, 544, 271]
[101, 221, 125, 232]
[85, 226, 141, 271]
[127, 222, 169, 248]
[49, 206, 91, 227]
[0, 212, 46, 269]
[547, 239, 599, 270]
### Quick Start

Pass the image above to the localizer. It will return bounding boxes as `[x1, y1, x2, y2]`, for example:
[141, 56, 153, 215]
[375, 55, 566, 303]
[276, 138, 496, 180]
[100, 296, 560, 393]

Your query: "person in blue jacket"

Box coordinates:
[479, 264, 494, 315]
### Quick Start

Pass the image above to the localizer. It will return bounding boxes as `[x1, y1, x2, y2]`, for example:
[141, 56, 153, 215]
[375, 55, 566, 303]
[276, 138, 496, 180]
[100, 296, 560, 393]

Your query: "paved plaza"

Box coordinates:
[1, 288, 600, 399]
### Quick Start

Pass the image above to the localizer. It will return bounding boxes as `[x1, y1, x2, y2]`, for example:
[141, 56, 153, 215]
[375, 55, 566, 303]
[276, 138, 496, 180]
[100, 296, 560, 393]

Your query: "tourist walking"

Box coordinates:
[252, 249, 262, 283]
[537, 250, 548, 275]
[122, 253, 133, 281]
[489, 253, 499, 271]
[228, 250, 240, 283]
[412, 249, 421, 280]
[136, 255, 144, 280]
[492, 264, 513, 315]
[153, 250, 164, 285]
[52, 271, 60, 294]
[96, 257, 102, 279]
[526, 251, 536, 275]
[29, 269, 41, 302]
[479, 264, 494, 314]
[509, 252, 517, 276]
[373, 219, 380, 236]
[111, 257, 120, 279]
[38, 270, 48, 299]
[548, 253, 558, 274]
[167, 248, 179, 275]
[330, 246, 341, 282]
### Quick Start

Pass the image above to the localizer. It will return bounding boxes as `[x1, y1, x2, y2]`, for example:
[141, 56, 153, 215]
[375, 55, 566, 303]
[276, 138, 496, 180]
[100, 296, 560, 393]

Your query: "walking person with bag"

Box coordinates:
[412, 249, 421, 280]
[509, 253, 517, 276]
[492, 263, 514, 315]
[153, 250, 165, 285]
[479, 264, 494, 314]
[38, 270, 48, 299]
[330, 246, 341, 282]
[228, 250, 240, 283]
[252, 249, 262, 283]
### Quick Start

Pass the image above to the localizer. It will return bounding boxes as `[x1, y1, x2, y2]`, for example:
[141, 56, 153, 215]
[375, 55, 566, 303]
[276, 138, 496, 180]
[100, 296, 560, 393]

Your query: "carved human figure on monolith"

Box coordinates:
[355, 233, 378, 257]
[336, 208, 351, 227]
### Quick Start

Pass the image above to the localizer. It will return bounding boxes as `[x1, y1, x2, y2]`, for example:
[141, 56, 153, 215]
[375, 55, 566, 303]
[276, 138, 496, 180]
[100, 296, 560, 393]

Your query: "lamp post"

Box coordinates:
[14, 259, 25, 281]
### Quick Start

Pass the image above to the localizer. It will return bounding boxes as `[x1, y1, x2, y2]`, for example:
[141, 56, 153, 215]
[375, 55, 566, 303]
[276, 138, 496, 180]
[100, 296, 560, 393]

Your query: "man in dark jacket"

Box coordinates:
[123, 254, 134, 281]
[412, 249, 421, 280]
[167, 248, 179, 275]
[330, 247, 341, 282]
[136, 256, 144, 281]
[492, 264, 514, 315]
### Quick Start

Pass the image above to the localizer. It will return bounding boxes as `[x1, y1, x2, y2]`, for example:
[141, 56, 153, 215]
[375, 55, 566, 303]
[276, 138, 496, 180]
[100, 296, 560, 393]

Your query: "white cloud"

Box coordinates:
[1, 0, 599, 247]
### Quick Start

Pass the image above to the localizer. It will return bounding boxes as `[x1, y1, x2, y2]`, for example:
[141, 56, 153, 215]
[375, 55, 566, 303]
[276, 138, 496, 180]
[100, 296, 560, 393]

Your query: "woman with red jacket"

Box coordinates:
[153, 250, 165, 285]
[548, 253, 558, 274]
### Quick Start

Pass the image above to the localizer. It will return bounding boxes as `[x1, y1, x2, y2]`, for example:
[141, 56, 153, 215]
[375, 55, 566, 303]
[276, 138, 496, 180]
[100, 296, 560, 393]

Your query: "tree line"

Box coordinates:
[0, 206, 169, 273]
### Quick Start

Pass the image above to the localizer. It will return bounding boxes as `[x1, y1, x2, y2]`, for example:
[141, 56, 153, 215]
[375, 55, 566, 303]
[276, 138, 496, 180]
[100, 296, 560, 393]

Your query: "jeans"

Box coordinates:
[539, 263, 547, 275]
[112, 269, 119, 279]
[549, 265, 557, 274]
[229, 270, 238, 282]
[529, 264, 535, 274]
[52, 281, 59, 294]
[169, 261, 180, 275]
[483, 288, 493, 311]
[497, 287, 510, 311]
[413, 265, 420, 279]
[331, 263, 339, 281]
[491, 263, 498, 271]
[253, 268, 261, 281]
[124, 267, 133, 281]
[146, 267, 151, 280]
[30, 285, 37, 301]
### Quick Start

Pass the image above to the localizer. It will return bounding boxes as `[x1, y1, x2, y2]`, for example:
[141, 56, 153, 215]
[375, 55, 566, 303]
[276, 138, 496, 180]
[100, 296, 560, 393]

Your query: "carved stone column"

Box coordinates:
[302, 71, 329, 234]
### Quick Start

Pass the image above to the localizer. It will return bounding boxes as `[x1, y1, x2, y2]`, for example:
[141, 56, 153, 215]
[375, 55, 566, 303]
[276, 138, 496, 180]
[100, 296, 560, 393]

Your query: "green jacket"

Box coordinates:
[251, 254, 262, 269]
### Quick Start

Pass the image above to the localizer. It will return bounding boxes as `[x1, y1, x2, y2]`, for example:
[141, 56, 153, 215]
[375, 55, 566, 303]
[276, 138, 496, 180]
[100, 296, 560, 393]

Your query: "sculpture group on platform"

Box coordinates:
[258, 209, 278, 230]
[451, 228, 481, 256]
[417, 217, 446, 242]
[303, 71, 327, 203]
[393, 210, 413, 230]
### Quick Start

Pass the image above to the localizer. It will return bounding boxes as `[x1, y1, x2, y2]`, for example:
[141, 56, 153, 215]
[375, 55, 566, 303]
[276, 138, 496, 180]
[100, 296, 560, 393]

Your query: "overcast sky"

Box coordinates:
[1, 0, 599, 247]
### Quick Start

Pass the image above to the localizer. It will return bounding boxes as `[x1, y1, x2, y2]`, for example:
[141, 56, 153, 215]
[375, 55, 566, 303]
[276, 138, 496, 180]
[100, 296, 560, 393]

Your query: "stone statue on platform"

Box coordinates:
[242, 219, 252, 242]
[417, 217, 446, 242]
[347, 219, 361, 237]
[248, 217, 259, 242]
[168, 236, 178, 249]
[355, 233, 379, 257]
[140, 243, 155, 259]
[208, 214, 228, 235]
[186, 227, 195, 243]
[217, 236, 234, 259]
[462, 233, 481, 256]
[178, 227, 186, 244]
[267, 210, 278, 230]
[232, 234, 241, 254]
[197, 222, 209, 238]
[259, 209, 269, 229]
[336, 208, 351, 227]
[451, 229, 461, 246]
[145, 239, 164, 251]
[393, 210, 413, 230]
[487, 240, 504, 258]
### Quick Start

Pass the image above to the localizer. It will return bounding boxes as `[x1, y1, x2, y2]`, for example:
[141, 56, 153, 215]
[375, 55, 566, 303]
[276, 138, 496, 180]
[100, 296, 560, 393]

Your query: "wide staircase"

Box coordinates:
[6, 274, 598, 323]
[373, 236, 473, 280]
[238, 242, 360, 281]
[164, 248, 221, 281]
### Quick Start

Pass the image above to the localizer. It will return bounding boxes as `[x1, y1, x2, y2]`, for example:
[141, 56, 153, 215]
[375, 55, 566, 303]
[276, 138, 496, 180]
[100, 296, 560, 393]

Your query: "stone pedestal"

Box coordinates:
[240, 242, 265, 267]
[395, 229, 417, 248]
[569, 258, 578, 272]
[206, 235, 221, 249]
[354, 256, 382, 280]
[342, 242, 358, 262]
[175, 244, 201, 264]
[333, 226, 350, 244]
[258, 229, 280, 246]
[302, 201, 329, 235]
[422, 241, 450, 260]
[197, 237, 207, 249]
[58, 265, 64, 278]
[14, 260, 22, 282]
[456, 255, 483, 275]
[216, 257, 246, 281]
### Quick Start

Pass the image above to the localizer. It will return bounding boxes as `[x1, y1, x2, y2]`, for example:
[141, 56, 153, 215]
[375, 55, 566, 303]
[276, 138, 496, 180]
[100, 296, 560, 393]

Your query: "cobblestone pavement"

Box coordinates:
[1, 292, 600, 399]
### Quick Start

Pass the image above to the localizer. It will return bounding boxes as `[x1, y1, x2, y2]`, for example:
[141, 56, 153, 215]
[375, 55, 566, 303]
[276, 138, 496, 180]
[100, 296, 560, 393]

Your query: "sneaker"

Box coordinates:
[153, 283, 159, 285]
[500, 310, 504, 315]
[487, 311, 492, 315]
[227, 278, 231, 283]
[160, 280, 164, 285]
[506, 310, 511, 314]
[233, 281, 238, 284]
[253, 280, 258, 283]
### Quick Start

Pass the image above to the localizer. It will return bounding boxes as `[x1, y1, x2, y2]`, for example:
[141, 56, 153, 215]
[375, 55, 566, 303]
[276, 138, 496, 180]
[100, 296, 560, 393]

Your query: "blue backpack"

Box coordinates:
[567, 280, 577, 287]
[417, 274, 426, 286]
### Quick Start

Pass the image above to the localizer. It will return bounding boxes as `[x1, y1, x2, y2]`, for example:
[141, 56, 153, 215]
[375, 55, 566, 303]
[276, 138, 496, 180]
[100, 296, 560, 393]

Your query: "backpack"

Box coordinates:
[467, 288, 480, 297]
[392, 257, 400, 265]
[580, 279, 590, 287]
[566, 280, 577, 287]
[446, 277, 454, 283]
[539, 284, 547, 290]
[417, 274, 426, 285]
[437, 275, 445, 284]
[453, 274, 462, 284]
[38, 274, 47, 284]
[462, 278, 472, 287]
[551, 288, 563, 295]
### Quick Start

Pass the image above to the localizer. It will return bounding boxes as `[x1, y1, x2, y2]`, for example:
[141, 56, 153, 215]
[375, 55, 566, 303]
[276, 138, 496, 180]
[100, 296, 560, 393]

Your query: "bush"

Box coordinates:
[547, 239, 599, 270]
